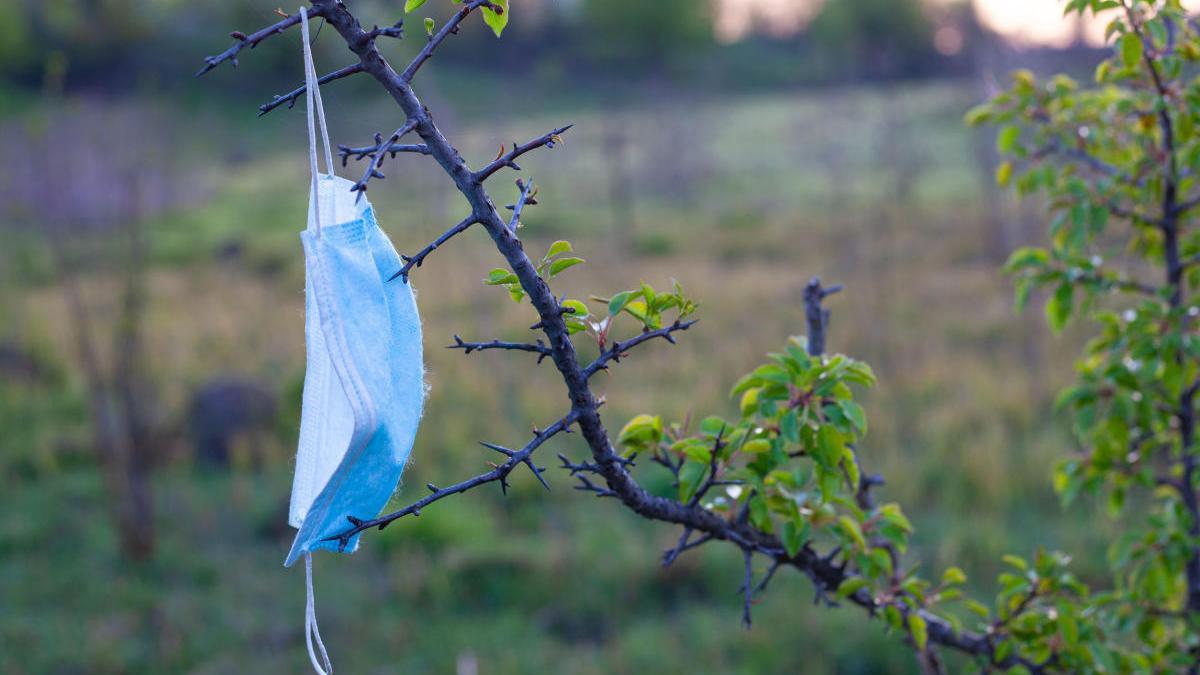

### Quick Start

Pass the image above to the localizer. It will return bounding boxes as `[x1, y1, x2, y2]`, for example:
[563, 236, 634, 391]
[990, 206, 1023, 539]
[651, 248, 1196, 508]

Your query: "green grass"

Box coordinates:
[0, 79, 1127, 673]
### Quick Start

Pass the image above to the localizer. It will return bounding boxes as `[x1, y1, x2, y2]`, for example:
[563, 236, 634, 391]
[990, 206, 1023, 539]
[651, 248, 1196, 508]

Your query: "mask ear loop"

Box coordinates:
[300, 9, 336, 673]
[304, 552, 334, 674]
[301, 6, 335, 236]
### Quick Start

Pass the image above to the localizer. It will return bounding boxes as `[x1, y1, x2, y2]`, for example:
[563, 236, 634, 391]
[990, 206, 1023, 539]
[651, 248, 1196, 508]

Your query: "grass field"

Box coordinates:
[0, 78, 1123, 673]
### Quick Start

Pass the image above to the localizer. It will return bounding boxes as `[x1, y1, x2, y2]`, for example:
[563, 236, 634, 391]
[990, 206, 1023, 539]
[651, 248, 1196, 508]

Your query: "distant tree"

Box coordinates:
[578, 0, 712, 70]
[807, 0, 937, 80]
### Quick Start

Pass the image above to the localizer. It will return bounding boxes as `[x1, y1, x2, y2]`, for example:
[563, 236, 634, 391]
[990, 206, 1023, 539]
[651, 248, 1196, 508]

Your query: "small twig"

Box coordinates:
[447, 335, 552, 363]
[391, 216, 478, 281]
[340, 142, 432, 166]
[662, 527, 714, 567]
[583, 320, 697, 378]
[506, 178, 537, 231]
[400, 0, 494, 82]
[754, 559, 783, 596]
[475, 125, 574, 181]
[258, 63, 365, 116]
[571, 473, 618, 498]
[197, 11, 307, 77]
[741, 548, 756, 628]
[321, 410, 579, 549]
[350, 120, 419, 198]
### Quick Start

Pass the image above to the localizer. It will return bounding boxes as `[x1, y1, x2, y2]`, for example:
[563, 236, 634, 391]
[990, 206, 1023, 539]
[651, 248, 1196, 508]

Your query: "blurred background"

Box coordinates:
[0, 0, 1157, 672]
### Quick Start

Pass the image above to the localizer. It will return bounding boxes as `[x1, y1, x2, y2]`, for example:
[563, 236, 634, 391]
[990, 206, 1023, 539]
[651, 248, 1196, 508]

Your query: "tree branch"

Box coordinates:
[447, 335, 552, 363]
[258, 63, 365, 116]
[475, 125, 573, 182]
[583, 319, 698, 378]
[390, 216, 478, 281]
[400, 0, 495, 82]
[322, 411, 578, 549]
[506, 178, 537, 231]
[340, 141, 432, 167]
[196, 11, 308, 77]
[349, 120, 419, 197]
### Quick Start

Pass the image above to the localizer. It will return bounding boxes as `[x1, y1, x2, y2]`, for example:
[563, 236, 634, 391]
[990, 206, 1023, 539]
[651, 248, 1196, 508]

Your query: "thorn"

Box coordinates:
[427, 483, 439, 493]
[274, 7, 289, 18]
[480, 441, 514, 457]
[524, 458, 551, 490]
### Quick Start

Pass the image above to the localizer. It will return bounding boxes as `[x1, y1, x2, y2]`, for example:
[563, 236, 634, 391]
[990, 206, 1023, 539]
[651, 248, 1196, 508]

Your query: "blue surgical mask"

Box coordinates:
[286, 8, 425, 673]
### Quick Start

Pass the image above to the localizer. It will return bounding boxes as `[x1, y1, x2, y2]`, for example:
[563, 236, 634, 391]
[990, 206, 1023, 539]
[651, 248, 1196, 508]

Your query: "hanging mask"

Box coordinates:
[286, 7, 426, 672]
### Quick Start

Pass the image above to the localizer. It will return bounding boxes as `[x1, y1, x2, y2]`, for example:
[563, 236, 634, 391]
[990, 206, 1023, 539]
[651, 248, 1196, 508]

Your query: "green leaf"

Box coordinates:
[748, 495, 772, 532]
[814, 425, 844, 468]
[1045, 282, 1073, 333]
[617, 414, 662, 452]
[424, 17, 435, 36]
[608, 290, 634, 316]
[841, 445, 860, 491]
[964, 103, 992, 127]
[482, 0, 509, 37]
[1002, 554, 1028, 571]
[878, 503, 913, 532]
[1003, 246, 1049, 272]
[561, 299, 588, 318]
[485, 268, 518, 285]
[548, 257, 585, 276]
[997, 125, 1021, 153]
[837, 576, 870, 599]
[739, 388, 760, 416]
[837, 399, 867, 436]
[908, 613, 928, 651]
[941, 566, 967, 586]
[1119, 32, 1141, 68]
[965, 600, 990, 619]
[546, 240, 573, 258]
[838, 515, 867, 550]
[405, 0, 428, 12]
[742, 439, 771, 454]
[678, 460, 706, 503]
[782, 520, 808, 557]
[996, 160, 1013, 188]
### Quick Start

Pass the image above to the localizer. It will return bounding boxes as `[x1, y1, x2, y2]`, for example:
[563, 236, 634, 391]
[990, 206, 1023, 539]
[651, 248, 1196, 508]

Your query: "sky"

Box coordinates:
[715, 0, 1200, 46]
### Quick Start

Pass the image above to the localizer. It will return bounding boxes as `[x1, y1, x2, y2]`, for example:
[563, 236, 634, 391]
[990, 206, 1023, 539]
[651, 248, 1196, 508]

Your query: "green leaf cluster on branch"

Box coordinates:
[966, 0, 1200, 670]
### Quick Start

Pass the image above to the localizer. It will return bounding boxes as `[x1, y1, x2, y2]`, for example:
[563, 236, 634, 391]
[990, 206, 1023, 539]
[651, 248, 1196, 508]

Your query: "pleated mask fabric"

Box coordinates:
[286, 7, 426, 672]
[286, 7, 425, 568]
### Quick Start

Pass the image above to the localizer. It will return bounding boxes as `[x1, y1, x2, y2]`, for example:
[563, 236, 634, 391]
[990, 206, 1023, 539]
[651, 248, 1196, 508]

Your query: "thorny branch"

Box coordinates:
[196, 11, 304, 76]
[582, 319, 698, 378]
[447, 335, 552, 363]
[350, 120, 420, 196]
[340, 141, 432, 167]
[401, 0, 498, 82]
[390, 216, 478, 281]
[321, 411, 578, 550]
[259, 63, 365, 116]
[200, 3, 1042, 669]
[476, 126, 574, 181]
[506, 178, 537, 231]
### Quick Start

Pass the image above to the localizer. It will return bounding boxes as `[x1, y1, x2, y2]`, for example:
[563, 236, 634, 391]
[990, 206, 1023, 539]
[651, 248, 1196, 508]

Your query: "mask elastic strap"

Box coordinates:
[304, 552, 334, 674]
[300, 6, 335, 234]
